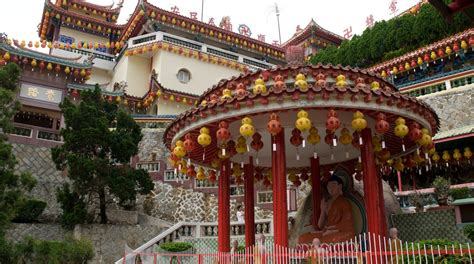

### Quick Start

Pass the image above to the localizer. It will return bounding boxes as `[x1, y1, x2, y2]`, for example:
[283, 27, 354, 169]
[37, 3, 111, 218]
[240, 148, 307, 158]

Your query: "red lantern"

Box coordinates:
[11, 55, 18, 63]
[263, 177, 271, 187]
[300, 169, 309, 181]
[254, 168, 264, 181]
[39, 61, 46, 71]
[437, 48, 444, 58]
[398, 64, 405, 72]
[469, 37, 474, 47]
[71, 89, 79, 97]
[267, 113, 282, 136]
[351, 131, 360, 149]
[186, 164, 196, 177]
[273, 74, 286, 92]
[410, 60, 417, 68]
[326, 109, 340, 132]
[408, 122, 422, 142]
[183, 133, 196, 153]
[55, 64, 61, 74]
[216, 121, 231, 142]
[293, 176, 301, 187]
[290, 128, 303, 147]
[251, 133, 264, 151]
[423, 53, 430, 62]
[235, 83, 247, 98]
[208, 170, 217, 183]
[0, 59, 5, 66]
[325, 130, 337, 146]
[22, 57, 28, 65]
[226, 140, 237, 158]
[73, 69, 80, 77]
[375, 113, 390, 134]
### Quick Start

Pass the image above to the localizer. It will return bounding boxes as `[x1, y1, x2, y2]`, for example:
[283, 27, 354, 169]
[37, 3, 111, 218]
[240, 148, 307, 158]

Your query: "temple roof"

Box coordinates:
[0, 40, 92, 69]
[281, 19, 344, 48]
[367, 28, 473, 74]
[118, 0, 286, 60]
[39, 0, 125, 39]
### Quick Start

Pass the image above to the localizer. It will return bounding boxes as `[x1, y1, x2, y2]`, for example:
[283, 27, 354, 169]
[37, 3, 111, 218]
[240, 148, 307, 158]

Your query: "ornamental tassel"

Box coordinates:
[302, 139, 306, 148]
[333, 136, 337, 147]
[296, 148, 300, 161]
[402, 140, 406, 152]
[359, 135, 363, 145]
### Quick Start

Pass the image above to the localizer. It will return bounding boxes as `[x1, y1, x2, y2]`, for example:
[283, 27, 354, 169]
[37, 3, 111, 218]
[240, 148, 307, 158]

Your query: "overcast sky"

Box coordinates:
[1, 0, 420, 46]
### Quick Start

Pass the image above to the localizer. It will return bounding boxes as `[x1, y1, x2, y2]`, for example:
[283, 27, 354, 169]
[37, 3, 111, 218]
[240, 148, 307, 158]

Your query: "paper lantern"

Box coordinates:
[375, 113, 390, 134]
[216, 121, 231, 142]
[240, 116, 255, 137]
[464, 147, 472, 159]
[197, 127, 211, 147]
[295, 73, 308, 91]
[252, 77, 267, 94]
[351, 111, 367, 132]
[339, 128, 352, 145]
[295, 110, 311, 133]
[326, 109, 340, 132]
[267, 113, 282, 136]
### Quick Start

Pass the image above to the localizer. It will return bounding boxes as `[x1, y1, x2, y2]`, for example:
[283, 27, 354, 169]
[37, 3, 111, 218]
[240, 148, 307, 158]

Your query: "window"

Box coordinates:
[136, 162, 160, 172]
[177, 69, 191, 83]
[59, 35, 75, 44]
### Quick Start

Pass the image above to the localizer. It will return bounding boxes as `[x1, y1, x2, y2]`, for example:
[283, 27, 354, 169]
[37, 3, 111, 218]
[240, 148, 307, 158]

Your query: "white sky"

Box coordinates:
[0, 0, 420, 46]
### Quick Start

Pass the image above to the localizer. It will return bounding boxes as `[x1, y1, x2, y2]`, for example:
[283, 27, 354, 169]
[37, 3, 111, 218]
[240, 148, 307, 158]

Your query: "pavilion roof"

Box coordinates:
[67, 0, 124, 14]
[367, 28, 473, 74]
[118, 0, 286, 60]
[281, 19, 344, 48]
[433, 124, 474, 142]
[163, 63, 439, 168]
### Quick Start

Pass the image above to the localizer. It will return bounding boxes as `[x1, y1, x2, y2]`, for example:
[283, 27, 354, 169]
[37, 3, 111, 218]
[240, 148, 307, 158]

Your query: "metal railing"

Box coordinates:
[119, 233, 474, 263]
[115, 219, 273, 264]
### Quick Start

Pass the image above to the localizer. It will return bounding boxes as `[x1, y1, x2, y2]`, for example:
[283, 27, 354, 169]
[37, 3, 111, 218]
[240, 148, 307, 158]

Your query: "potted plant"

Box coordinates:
[432, 176, 450, 206]
[409, 191, 425, 212]
[158, 242, 193, 263]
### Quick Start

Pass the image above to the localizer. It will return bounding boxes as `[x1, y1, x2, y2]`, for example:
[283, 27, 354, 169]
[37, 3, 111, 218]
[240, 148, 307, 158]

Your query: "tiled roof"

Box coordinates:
[433, 124, 474, 141]
[0, 41, 92, 69]
[281, 19, 344, 48]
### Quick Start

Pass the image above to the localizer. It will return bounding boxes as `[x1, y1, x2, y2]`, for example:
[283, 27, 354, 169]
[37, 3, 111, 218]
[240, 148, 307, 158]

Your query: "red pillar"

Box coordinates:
[244, 156, 255, 248]
[271, 129, 288, 247]
[310, 157, 322, 230]
[397, 171, 403, 192]
[360, 128, 385, 238]
[218, 159, 231, 252]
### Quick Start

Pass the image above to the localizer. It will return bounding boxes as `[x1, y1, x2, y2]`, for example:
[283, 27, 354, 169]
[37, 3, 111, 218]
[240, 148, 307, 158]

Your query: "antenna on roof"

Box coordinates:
[275, 3, 282, 45]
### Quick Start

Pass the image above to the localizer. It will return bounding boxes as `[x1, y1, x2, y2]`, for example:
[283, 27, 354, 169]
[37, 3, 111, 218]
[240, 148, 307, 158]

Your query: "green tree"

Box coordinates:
[0, 63, 37, 260]
[52, 85, 153, 224]
[310, 4, 471, 68]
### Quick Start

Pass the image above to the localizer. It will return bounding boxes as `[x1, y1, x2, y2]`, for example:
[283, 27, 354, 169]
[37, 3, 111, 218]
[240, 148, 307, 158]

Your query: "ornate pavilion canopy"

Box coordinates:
[164, 63, 439, 169]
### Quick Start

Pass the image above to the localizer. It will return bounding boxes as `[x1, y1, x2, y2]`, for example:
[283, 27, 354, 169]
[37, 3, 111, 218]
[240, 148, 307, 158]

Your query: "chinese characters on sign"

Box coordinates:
[366, 14, 374, 28]
[20, 85, 62, 104]
[238, 24, 252, 37]
[389, 0, 398, 15]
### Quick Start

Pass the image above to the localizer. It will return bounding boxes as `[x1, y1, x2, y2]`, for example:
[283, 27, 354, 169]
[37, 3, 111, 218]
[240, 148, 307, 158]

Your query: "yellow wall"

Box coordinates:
[59, 27, 108, 45]
[152, 51, 240, 96]
[154, 100, 192, 116]
[87, 68, 112, 88]
[126, 56, 151, 97]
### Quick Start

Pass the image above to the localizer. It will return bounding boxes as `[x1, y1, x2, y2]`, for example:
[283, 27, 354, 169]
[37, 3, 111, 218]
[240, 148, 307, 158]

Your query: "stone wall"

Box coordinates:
[6, 223, 166, 263]
[12, 143, 68, 220]
[419, 86, 473, 132]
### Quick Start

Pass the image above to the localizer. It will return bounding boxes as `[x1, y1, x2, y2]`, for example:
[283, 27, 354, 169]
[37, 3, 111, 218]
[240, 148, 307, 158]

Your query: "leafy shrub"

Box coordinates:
[463, 224, 474, 242]
[403, 239, 469, 263]
[432, 177, 450, 200]
[160, 242, 193, 252]
[12, 199, 46, 223]
[14, 236, 94, 263]
[449, 187, 470, 200]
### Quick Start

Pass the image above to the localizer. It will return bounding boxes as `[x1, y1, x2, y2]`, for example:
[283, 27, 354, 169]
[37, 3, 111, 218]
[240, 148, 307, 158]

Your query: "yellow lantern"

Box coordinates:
[394, 117, 409, 138]
[453, 149, 462, 161]
[3, 52, 10, 61]
[64, 66, 71, 74]
[288, 172, 297, 182]
[221, 88, 232, 100]
[446, 46, 452, 56]
[31, 59, 37, 68]
[295, 73, 308, 91]
[372, 135, 382, 152]
[432, 152, 440, 162]
[405, 62, 411, 71]
[393, 159, 404, 172]
[371, 81, 380, 90]
[442, 150, 451, 162]
[339, 128, 352, 145]
[235, 136, 247, 154]
[307, 127, 321, 145]
[211, 159, 221, 169]
[252, 77, 266, 95]
[351, 111, 367, 132]
[461, 40, 468, 50]
[196, 167, 206, 180]
[418, 128, 432, 146]
[197, 127, 212, 147]
[381, 71, 387, 78]
[417, 57, 423, 65]
[386, 159, 394, 166]
[240, 116, 255, 138]
[392, 66, 398, 75]
[80, 69, 86, 77]
[173, 140, 186, 158]
[295, 110, 311, 133]
[232, 165, 242, 177]
[46, 62, 53, 71]
[464, 147, 472, 159]
[430, 51, 437, 60]
[335, 74, 347, 87]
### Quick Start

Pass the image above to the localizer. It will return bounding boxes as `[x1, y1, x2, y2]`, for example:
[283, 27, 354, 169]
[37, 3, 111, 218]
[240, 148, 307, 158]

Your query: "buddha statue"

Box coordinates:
[299, 176, 355, 243]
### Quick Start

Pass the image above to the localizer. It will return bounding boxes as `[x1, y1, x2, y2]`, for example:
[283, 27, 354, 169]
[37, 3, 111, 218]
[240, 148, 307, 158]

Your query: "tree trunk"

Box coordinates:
[99, 187, 107, 224]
